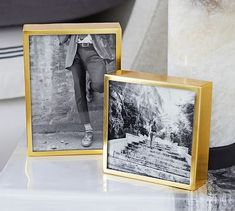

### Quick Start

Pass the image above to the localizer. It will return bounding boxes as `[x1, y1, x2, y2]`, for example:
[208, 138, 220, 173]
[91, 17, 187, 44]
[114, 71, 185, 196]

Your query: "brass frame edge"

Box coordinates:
[102, 71, 212, 191]
[195, 82, 213, 188]
[23, 23, 122, 156]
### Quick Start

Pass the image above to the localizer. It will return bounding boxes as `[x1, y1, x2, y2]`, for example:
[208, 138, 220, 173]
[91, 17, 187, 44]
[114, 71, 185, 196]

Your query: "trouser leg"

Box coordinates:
[69, 58, 90, 124]
[77, 46, 107, 93]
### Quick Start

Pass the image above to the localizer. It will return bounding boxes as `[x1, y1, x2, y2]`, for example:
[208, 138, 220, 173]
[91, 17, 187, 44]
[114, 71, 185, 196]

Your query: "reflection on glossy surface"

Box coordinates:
[207, 166, 235, 210]
[25, 155, 103, 192]
[0, 143, 234, 211]
[104, 174, 208, 210]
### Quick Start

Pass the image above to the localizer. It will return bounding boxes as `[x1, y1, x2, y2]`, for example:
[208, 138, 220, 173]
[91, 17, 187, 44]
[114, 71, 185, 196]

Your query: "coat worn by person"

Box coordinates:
[58, 35, 115, 69]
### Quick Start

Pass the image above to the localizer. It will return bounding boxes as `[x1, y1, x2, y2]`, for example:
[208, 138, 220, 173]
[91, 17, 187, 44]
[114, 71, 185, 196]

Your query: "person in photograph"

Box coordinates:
[58, 34, 114, 147]
[150, 121, 157, 148]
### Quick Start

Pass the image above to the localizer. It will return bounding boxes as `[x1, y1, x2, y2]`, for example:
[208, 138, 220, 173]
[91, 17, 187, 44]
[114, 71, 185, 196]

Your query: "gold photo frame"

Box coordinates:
[23, 23, 122, 156]
[103, 70, 212, 190]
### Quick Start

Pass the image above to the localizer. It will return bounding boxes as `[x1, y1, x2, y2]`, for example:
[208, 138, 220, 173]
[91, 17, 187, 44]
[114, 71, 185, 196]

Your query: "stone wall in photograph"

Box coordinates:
[29, 35, 103, 133]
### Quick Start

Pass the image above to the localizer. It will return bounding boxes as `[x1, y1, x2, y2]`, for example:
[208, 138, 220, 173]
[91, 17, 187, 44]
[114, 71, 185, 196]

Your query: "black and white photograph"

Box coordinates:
[29, 33, 117, 152]
[107, 81, 196, 184]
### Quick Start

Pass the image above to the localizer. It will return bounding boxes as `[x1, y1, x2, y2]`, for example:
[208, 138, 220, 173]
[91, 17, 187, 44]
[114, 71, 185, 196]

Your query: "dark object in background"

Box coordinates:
[209, 143, 235, 170]
[0, 0, 125, 26]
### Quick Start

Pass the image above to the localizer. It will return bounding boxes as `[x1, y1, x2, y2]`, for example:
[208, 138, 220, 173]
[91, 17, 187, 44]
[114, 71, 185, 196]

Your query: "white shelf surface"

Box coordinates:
[0, 140, 226, 211]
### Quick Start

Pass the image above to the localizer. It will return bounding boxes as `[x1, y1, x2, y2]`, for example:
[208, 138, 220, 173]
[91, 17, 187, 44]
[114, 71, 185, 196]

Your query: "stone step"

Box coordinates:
[109, 139, 190, 169]
[133, 142, 177, 154]
[108, 134, 191, 180]
[113, 150, 190, 173]
[108, 156, 190, 185]
[123, 145, 189, 165]
[112, 152, 190, 178]
[127, 141, 170, 150]
[143, 139, 178, 150]
[126, 143, 184, 159]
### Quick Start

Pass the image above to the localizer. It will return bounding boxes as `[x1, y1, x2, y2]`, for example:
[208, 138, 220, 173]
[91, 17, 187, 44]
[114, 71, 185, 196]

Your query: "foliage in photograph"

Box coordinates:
[108, 81, 196, 184]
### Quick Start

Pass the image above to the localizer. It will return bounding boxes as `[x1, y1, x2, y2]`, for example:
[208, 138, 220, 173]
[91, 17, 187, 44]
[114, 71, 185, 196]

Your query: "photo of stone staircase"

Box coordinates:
[107, 80, 195, 184]
[108, 133, 191, 184]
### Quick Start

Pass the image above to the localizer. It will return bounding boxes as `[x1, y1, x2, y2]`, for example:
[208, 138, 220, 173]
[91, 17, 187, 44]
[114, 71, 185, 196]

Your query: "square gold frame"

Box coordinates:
[23, 23, 122, 156]
[103, 70, 212, 190]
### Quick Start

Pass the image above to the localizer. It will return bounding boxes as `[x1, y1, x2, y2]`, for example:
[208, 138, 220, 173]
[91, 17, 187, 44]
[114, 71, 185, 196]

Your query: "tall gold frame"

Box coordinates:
[23, 23, 122, 156]
[103, 70, 212, 190]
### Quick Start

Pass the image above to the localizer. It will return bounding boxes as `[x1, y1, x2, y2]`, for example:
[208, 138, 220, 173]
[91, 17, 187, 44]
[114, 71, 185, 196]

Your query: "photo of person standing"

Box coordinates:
[58, 34, 115, 147]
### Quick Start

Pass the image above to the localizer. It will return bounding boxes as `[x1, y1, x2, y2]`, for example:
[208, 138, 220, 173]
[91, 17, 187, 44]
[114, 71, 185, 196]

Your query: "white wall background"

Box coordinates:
[168, 0, 235, 148]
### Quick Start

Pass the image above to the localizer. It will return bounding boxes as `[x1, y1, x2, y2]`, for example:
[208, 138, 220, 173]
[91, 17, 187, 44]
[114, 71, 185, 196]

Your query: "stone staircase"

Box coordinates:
[108, 134, 191, 184]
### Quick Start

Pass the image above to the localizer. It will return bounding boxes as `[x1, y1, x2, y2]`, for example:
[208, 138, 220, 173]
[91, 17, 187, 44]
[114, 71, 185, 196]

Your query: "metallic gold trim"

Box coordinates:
[23, 23, 122, 156]
[103, 70, 212, 191]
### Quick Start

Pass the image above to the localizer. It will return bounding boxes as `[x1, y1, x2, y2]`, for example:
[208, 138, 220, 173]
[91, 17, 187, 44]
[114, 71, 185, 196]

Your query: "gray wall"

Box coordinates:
[29, 35, 78, 129]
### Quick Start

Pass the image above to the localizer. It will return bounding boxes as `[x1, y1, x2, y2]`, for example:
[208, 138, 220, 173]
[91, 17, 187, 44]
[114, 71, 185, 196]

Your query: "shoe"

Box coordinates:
[86, 80, 93, 103]
[82, 131, 94, 147]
